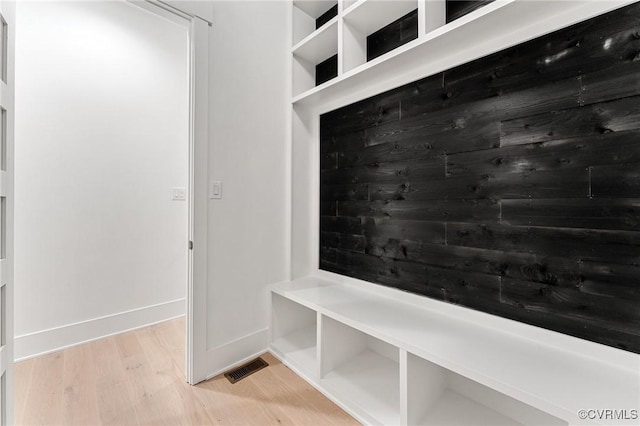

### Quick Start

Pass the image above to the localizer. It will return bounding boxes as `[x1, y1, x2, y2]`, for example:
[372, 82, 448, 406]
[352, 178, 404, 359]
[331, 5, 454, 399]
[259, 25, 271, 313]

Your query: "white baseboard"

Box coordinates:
[15, 298, 186, 361]
[200, 328, 269, 382]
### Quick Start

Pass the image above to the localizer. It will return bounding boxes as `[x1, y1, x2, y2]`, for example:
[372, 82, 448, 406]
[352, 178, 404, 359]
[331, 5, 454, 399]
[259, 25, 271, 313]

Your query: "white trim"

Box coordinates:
[158, 0, 213, 25]
[186, 14, 209, 385]
[284, 0, 293, 284]
[202, 328, 269, 380]
[14, 299, 185, 361]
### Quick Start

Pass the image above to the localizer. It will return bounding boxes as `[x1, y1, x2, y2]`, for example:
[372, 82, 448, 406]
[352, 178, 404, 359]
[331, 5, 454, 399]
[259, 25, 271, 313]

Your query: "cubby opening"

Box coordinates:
[292, 0, 338, 46]
[321, 315, 400, 425]
[292, 17, 338, 96]
[342, 0, 418, 72]
[366, 9, 418, 62]
[271, 294, 317, 375]
[405, 353, 567, 426]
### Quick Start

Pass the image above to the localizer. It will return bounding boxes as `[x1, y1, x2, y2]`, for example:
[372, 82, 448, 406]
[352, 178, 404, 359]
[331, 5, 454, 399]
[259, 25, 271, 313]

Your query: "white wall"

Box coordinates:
[203, 0, 289, 373]
[14, 1, 189, 360]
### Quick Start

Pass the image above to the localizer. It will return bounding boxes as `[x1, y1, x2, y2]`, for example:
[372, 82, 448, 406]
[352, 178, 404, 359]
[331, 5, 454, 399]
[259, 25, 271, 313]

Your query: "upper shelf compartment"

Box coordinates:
[343, 0, 417, 35]
[293, 0, 339, 46]
[292, 18, 339, 96]
[342, 0, 419, 72]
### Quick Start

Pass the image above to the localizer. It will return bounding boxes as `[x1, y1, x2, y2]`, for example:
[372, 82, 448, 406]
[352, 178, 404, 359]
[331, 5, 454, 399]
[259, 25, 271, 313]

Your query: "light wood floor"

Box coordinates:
[15, 318, 359, 425]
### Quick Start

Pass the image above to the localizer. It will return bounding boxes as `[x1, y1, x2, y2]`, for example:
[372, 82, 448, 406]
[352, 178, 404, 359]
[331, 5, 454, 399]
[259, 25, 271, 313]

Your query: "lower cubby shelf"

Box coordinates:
[269, 276, 639, 426]
[406, 352, 564, 426]
[271, 293, 317, 376]
[321, 316, 400, 425]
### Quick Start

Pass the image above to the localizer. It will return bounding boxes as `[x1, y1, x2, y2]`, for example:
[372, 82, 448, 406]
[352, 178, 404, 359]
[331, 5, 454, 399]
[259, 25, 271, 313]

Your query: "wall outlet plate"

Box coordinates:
[209, 181, 222, 199]
[171, 187, 186, 201]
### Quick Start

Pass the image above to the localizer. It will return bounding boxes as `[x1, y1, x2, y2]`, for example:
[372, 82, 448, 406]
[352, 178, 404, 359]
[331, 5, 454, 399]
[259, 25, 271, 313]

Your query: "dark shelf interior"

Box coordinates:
[316, 54, 338, 86]
[316, 4, 338, 29]
[366, 9, 419, 62]
[446, 0, 495, 23]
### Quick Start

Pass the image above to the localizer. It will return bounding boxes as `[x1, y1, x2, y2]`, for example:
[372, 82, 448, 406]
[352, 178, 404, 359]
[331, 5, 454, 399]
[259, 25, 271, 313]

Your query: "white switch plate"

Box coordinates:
[171, 187, 186, 201]
[209, 180, 222, 199]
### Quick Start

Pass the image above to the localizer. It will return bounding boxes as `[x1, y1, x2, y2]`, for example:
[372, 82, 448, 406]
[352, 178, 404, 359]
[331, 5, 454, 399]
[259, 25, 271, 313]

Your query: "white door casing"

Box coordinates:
[0, 0, 13, 423]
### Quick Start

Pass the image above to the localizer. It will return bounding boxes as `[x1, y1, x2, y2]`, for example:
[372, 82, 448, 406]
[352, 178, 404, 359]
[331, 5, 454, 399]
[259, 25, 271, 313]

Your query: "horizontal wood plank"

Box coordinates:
[321, 156, 444, 185]
[580, 61, 640, 105]
[447, 129, 640, 176]
[369, 168, 588, 201]
[362, 217, 446, 244]
[363, 117, 500, 154]
[591, 163, 640, 198]
[320, 232, 367, 253]
[578, 261, 640, 299]
[320, 215, 364, 235]
[500, 278, 640, 337]
[401, 76, 581, 124]
[338, 138, 445, 168]
[501, 198, 640, 231]
[447, 222, 640, 266]
[321, 183, 369, 201]
[500, 96, 640, 147]
[337, 199, 500, 222]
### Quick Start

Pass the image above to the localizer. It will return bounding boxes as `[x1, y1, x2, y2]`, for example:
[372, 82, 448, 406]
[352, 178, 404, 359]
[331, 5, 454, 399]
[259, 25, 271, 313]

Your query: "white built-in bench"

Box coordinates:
[269, 274, 640, 426]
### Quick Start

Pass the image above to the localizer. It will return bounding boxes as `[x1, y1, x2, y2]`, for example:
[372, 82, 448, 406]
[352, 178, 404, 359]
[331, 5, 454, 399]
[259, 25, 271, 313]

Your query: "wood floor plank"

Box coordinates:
[96, 380, 139, 426]
[254, 354, 359, 426]
[196, 373, 298, 425]
[14, 358, 35, 423]
[89, 335, 138, 425]
[15, 318, 356, 426]
[21, 352, 65, 425]
[61, 344, 101, 425]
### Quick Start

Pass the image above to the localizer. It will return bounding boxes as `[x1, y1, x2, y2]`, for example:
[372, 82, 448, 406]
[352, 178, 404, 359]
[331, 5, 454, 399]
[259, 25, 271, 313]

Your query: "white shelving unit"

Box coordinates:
[290, 0, 635, 106]
[270, 293, 317, 376]
[269, 276, 640, 425]
[285, 1, 640, 425]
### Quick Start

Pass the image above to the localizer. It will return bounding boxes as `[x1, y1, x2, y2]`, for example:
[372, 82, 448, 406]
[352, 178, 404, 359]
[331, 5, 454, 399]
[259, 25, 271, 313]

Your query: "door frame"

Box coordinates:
[132, 0, 210, 385]
[0, 0, 14, 422]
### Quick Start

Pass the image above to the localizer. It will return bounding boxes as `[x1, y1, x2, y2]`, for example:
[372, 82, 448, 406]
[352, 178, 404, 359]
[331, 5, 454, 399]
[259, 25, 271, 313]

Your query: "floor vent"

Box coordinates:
[224, 357, 269, 384]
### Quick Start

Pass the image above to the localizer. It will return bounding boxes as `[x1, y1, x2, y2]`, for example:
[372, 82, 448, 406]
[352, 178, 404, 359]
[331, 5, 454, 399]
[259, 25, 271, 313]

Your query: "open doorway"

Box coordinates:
[13, 0, 190, 378]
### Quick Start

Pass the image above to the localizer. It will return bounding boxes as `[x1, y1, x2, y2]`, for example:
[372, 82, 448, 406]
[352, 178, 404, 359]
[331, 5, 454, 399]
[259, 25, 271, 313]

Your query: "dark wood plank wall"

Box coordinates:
[319, 1, 640, 354]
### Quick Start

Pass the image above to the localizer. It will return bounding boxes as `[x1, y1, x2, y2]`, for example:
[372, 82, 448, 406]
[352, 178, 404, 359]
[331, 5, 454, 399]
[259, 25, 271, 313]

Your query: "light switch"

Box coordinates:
[210, 180, 222, 199]
[171, 187, 186, 201]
